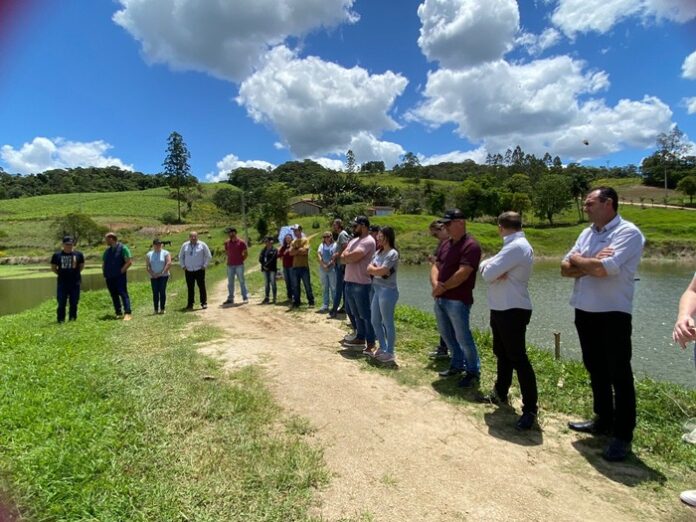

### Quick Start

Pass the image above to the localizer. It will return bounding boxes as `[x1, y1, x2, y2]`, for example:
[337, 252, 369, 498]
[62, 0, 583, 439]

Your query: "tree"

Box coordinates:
[212, 186, 242, 215]
[162, 131, 193, 223]
[261, 182, 293, 230]
[54, 213, 107, 246]
[360, 160, 385, 173]
[345, 149, 356, 173]
[567, 165, 591, 221]
[532, 176, 572, 225]
[677, 175, 696, 204]
[452, 180, 483, 219]
[656, 126, 691, 196]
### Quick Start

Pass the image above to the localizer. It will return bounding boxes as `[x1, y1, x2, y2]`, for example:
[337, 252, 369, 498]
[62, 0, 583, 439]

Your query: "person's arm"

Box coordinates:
[432, 265, 474, 297]
[163, 253, 172, 275]
[242, 243, 248, 262]
[50, 255, 59, 275]
[146, 254, 154, 277]
[430, 262, 439, 289]
[121, 247, 133, 274]
[202, 243, 212, 268]
[297, 239, 310, 256]
[316, 245, 325, 268]
[77, 253, 85, 273]
[341, 241, 368, 264]
[569, 228, 644, 278]
[561, 234, 585, 278]
[673, 274, 696, 349]
[179, 244, 187, 270]
[480, 244, 522, 283]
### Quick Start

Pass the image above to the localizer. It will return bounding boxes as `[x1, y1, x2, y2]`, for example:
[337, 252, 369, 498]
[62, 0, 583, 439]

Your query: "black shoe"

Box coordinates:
[328, 311, 337, 318]
[261, 298, 270, 304]
[336, 308, 345, 314]
[602, 438, 632, 462]
[516, 412, 537, 431]
[428, 349, 450, 360]
[568, 418, 612, 435]
[438, 367, 465, 377]
[201, 304, 207, 309]
[477, 389, 509, 406]
[185, 306, 194, 311]
[457, 372, 480, 388]
[222, 299, 233, 305]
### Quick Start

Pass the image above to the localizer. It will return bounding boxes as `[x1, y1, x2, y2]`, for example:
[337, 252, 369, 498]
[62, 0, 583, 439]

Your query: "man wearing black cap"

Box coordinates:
[432, 209, 482, 388]
[50, 236, 85, 323]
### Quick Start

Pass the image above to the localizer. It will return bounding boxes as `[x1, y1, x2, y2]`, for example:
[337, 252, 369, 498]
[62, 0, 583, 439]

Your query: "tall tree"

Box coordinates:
[345, 149, 356, 173]
[532, 175, 572, 225]
[162, 131, 192, 223]
[656, 126, 691, 196]
[677, 175, 696, 204]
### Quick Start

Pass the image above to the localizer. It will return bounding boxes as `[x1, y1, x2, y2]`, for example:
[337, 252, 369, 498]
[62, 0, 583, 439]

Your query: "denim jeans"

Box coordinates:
[263, 270, 277, 300]
[319, 268, 336, 309]
[332, 264, 346, 313]
[434, 298, 480, 373]
[371, 285, 398, 354]
[282, 266, 293, 300]
[227, 264, 248, 301]
[345, 282, 375, 344]
[105, 274, 131, 315]
[150, 275, 169, 312]
[57, 281, 80, 322]
[291, 266, 314, 306]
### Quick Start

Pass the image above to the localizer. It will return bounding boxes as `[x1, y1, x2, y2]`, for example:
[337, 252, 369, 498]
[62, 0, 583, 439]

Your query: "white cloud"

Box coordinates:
[684, 97, 696, 114]
[206, 153, 274, 182]
[1, 137, 133, 175]
[236, 46, 408, 159]
[682, 50, 696, 79]
[550, 0, 696, 37]
[421, 146, 489, 165]
[311, 157, 346, 171]
[348, 132, 406, 170]
[517, 27, 562, 56]
[113, 0, 358, 82]
[417, 0, 519, 68]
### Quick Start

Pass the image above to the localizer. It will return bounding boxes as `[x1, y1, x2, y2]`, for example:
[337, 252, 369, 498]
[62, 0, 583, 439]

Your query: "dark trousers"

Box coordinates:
[185, 269, 207, 307]
[332, 264, 346, 313]
[490, 309, 537, 414]
[575, 309, 636, 442]
[283, 266, 293, 300]
[150, 276, 169, 312]
[105, 274, 131, 315]
[57, 281, 80, 322]
[291, 266, 314, 306]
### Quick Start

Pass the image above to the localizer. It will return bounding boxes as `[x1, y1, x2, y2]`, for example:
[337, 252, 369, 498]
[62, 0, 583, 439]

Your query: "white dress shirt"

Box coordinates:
[479, 231, 533, 311]
[179, 240, 212, 271]
[564, 214, 644, 314]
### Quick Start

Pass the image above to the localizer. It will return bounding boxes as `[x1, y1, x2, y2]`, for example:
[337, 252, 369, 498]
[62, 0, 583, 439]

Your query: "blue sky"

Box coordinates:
[1, 0, 695, 180]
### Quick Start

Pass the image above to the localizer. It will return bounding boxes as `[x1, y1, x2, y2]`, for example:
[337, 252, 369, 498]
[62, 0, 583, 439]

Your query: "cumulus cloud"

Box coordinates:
[113, 0, 358, 82]
[1, 137, 133, 175]
[348, 132, 405, 170]
[421, 146, 489, 165]
[517, 27, 562, 56]
[682, 50, 696, 79]
[550, 0, 696, 37]
[417, 0, 519, 68]
[206, 153, 274, 182]
[236, 46, 408, 159]
[684, 97, 696, 115]
[311, 157, 346, 171]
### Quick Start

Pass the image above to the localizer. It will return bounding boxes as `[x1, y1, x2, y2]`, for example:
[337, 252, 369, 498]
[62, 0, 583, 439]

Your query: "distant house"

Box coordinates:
[367, 206, 395, 216]
[290, 200, 323, 216]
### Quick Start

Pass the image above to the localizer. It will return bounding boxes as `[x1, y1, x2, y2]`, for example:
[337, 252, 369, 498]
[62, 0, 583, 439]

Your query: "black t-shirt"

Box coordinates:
[51, 250, 85, 283]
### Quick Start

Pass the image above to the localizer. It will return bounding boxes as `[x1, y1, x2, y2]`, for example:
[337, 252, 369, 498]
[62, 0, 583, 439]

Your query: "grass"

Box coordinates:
[0, 267, 327, 520]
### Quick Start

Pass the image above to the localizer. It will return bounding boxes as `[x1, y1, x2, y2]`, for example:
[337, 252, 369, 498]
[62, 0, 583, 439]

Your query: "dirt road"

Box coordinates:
[198, 279, 687, 521]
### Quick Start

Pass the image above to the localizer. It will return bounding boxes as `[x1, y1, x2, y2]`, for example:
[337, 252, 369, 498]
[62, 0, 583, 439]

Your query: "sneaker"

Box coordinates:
[457, 372, 480, 388]
[343, 332, 357, 342]
[438, 367, 464, 378]
[477, 389, 509, 406]
[362, 346, 376, 357]
[328, 311, 337, 318]
[516, 412, 536, 431]
[336, 307, 345, 314]
[373, 350, 396, 364]
[680, 490, 696, 507]
[222, 299, 233, 305]
[428, 350, 450, 360]
[243, 298, 249, 304]
[317, 307, 329, 313]
[342, 338, 366, 347]
[601, 438, 632, 462]
[261, 298, 270, 304]
[201, 304, 207, 309]
[160, 310, 166, 315]
[122, 314, 132, 321]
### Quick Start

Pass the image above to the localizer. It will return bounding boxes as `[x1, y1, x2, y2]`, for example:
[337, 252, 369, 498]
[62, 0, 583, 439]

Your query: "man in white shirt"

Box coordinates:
[561, 187, 645, 462]
[179, 231, 212, 310]
[479, 211, 537, 431]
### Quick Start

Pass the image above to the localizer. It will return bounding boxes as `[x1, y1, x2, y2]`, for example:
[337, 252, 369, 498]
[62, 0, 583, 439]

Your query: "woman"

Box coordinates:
[278, 233, 294, 303]
[316, 231, 337, 312]
[146, 238, 171, 314]
[366, 226, 399, 364]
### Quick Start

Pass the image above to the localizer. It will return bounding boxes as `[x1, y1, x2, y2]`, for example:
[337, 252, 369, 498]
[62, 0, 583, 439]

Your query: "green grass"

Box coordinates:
[0, 268, 327, 520]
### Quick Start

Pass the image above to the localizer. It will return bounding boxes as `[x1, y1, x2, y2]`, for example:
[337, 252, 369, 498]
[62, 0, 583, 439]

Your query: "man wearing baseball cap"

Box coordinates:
[50, 236, 85, 323]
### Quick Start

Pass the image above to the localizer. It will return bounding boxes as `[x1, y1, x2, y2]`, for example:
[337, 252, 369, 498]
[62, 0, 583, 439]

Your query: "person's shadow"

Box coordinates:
[483, 407, 543, 446]
[571, 438, 667, 486]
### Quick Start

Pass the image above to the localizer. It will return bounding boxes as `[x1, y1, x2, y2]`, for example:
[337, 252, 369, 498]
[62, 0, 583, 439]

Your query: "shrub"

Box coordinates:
[54, 213, 108, 246]
[161, 211, 179, 225]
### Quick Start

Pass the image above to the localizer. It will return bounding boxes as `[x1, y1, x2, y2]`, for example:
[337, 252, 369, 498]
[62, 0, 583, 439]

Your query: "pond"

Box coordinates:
[396, 261, 696, 387]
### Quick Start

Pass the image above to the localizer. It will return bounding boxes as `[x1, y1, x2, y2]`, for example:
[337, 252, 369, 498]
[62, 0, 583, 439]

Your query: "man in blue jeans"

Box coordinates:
[102, 232, 133, 320]
[431, 209, 482, 388]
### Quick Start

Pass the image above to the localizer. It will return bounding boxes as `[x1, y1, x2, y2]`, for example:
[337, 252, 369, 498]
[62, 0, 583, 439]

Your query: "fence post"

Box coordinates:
[553, 332, 561, 360]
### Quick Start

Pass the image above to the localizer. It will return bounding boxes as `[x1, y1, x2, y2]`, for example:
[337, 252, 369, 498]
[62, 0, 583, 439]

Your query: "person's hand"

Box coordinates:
[673, 315, 696, 349]
[596, 247, 615, 259]
[431, 282, 446, 298]
[427, 254, 436, 264]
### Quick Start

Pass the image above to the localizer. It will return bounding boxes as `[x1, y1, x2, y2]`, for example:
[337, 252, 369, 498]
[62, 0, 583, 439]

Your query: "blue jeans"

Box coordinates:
[371, 285, 398, 354]
[227, 264, 248, 301]
[291, 266, 314, 306]
[282, 266, 293, 300]
[263, 270, 277, 300]
[434, 298, 480, 373]
[319, 268, 336, 308]
[57, 280, 80, 322]
[150, 276, 169, 312]
[345, 282, 375, 344]
[106, 274, 131, 315]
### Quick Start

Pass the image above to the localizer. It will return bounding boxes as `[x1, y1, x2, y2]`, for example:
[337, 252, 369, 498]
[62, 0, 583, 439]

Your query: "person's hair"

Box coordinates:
[379, 226, 396, 250]
[593, 186, 619, 212]
[497, 211, 522, 231]
[429, 220, 442, 231]
[333, 218, 343, 228]
[105, 232, 117, 240]
[228, 227, 237, 233]
[283, 234, 292, 244]
[322, 231, 333, 239]
[295, 225, 303, 231]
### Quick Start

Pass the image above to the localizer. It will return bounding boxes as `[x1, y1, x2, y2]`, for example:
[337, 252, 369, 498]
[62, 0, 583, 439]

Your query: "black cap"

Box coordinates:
[265, 236, 275, 242]
[352, 215, 370, 227]
[369, 225, 380, 232]
[62, 235, 74, 244]
[152, 238, 163, 245]
[225, 227, 237, 233]
[438, 209, 466, 223]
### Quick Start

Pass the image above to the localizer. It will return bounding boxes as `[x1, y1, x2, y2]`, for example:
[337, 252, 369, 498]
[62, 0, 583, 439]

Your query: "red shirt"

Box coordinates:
[224, 238, 247, 266]
[278, 245, 294, 268]
[436, 234, 481, 304]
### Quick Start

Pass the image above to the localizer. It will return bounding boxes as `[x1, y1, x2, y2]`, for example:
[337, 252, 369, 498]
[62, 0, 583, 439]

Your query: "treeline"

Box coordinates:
[0, 166, 169, 199]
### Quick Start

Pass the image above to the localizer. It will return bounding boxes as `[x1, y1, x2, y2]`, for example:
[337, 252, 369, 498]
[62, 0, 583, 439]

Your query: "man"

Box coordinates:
[179, 231, 212, 310]
[562, 187, 644, 462]
[259, 236, 278, 304]
[223, 227, 248, 305]
[341, 216, 377, 353]
[428, 220, 450, 360]
[50, 235, 85, 323]
[102, 232, 133, 320]
[329, 218, 352, 318]
[673, 273, 696, 507]
[479, 212, 537, 430]
[289, 225, 314, 307]
[431, 209, 482, 388]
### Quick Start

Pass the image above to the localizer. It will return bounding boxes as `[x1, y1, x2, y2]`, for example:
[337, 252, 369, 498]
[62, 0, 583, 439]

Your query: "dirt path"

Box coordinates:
[197, 279, 683, 521]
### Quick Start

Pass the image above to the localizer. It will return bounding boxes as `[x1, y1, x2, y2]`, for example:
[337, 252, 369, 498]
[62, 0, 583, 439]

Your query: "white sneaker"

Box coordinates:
[343, 331, 357, 342]
[680, 490, 696, 507]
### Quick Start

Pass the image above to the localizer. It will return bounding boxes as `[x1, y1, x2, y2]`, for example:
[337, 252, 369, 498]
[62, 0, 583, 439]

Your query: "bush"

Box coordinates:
[161, 211, 180, 225]
[311, 219, 321, 229]
[54, 213, 108, 246]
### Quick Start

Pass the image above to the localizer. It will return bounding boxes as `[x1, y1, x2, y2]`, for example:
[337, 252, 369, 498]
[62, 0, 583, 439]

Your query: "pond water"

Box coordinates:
[396, 261, 696, 387]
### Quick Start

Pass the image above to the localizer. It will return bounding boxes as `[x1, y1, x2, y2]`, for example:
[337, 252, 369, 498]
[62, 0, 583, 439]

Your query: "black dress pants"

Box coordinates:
[574, 309, 636, 442]
[185, 269, 207, 307]
[490, 308, 537, 414]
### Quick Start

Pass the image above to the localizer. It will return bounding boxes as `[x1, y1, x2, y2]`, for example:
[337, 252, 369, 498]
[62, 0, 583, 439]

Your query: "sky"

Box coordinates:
[1, 0, 695, 181]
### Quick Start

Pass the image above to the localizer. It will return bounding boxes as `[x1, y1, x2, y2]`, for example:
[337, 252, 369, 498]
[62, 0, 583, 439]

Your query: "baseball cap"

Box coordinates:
[438, 209, 466, 224]
[352, 215, 370, 227]
[62, 235, 74, 244]
[152, 238, 163, 245]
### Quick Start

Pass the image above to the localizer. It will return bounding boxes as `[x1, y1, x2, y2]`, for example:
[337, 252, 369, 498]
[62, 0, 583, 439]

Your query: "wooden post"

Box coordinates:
[554, 332, 561, 360]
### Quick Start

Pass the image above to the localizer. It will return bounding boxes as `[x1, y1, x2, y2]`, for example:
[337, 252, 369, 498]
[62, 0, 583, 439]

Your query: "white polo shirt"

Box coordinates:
[564, 214, 645, 314]
[479, 231, 533, 311]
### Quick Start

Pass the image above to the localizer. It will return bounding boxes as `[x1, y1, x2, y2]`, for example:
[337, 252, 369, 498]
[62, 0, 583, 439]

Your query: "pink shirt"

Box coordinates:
[344, 235, 376, 285]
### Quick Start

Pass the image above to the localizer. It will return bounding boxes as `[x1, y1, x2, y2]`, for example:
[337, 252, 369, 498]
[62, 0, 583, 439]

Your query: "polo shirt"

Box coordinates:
[479, 231, 533, 311]
[345, 234, 376, 285]
[224, 238, 247, 266]
[436, 233, 481, 304]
